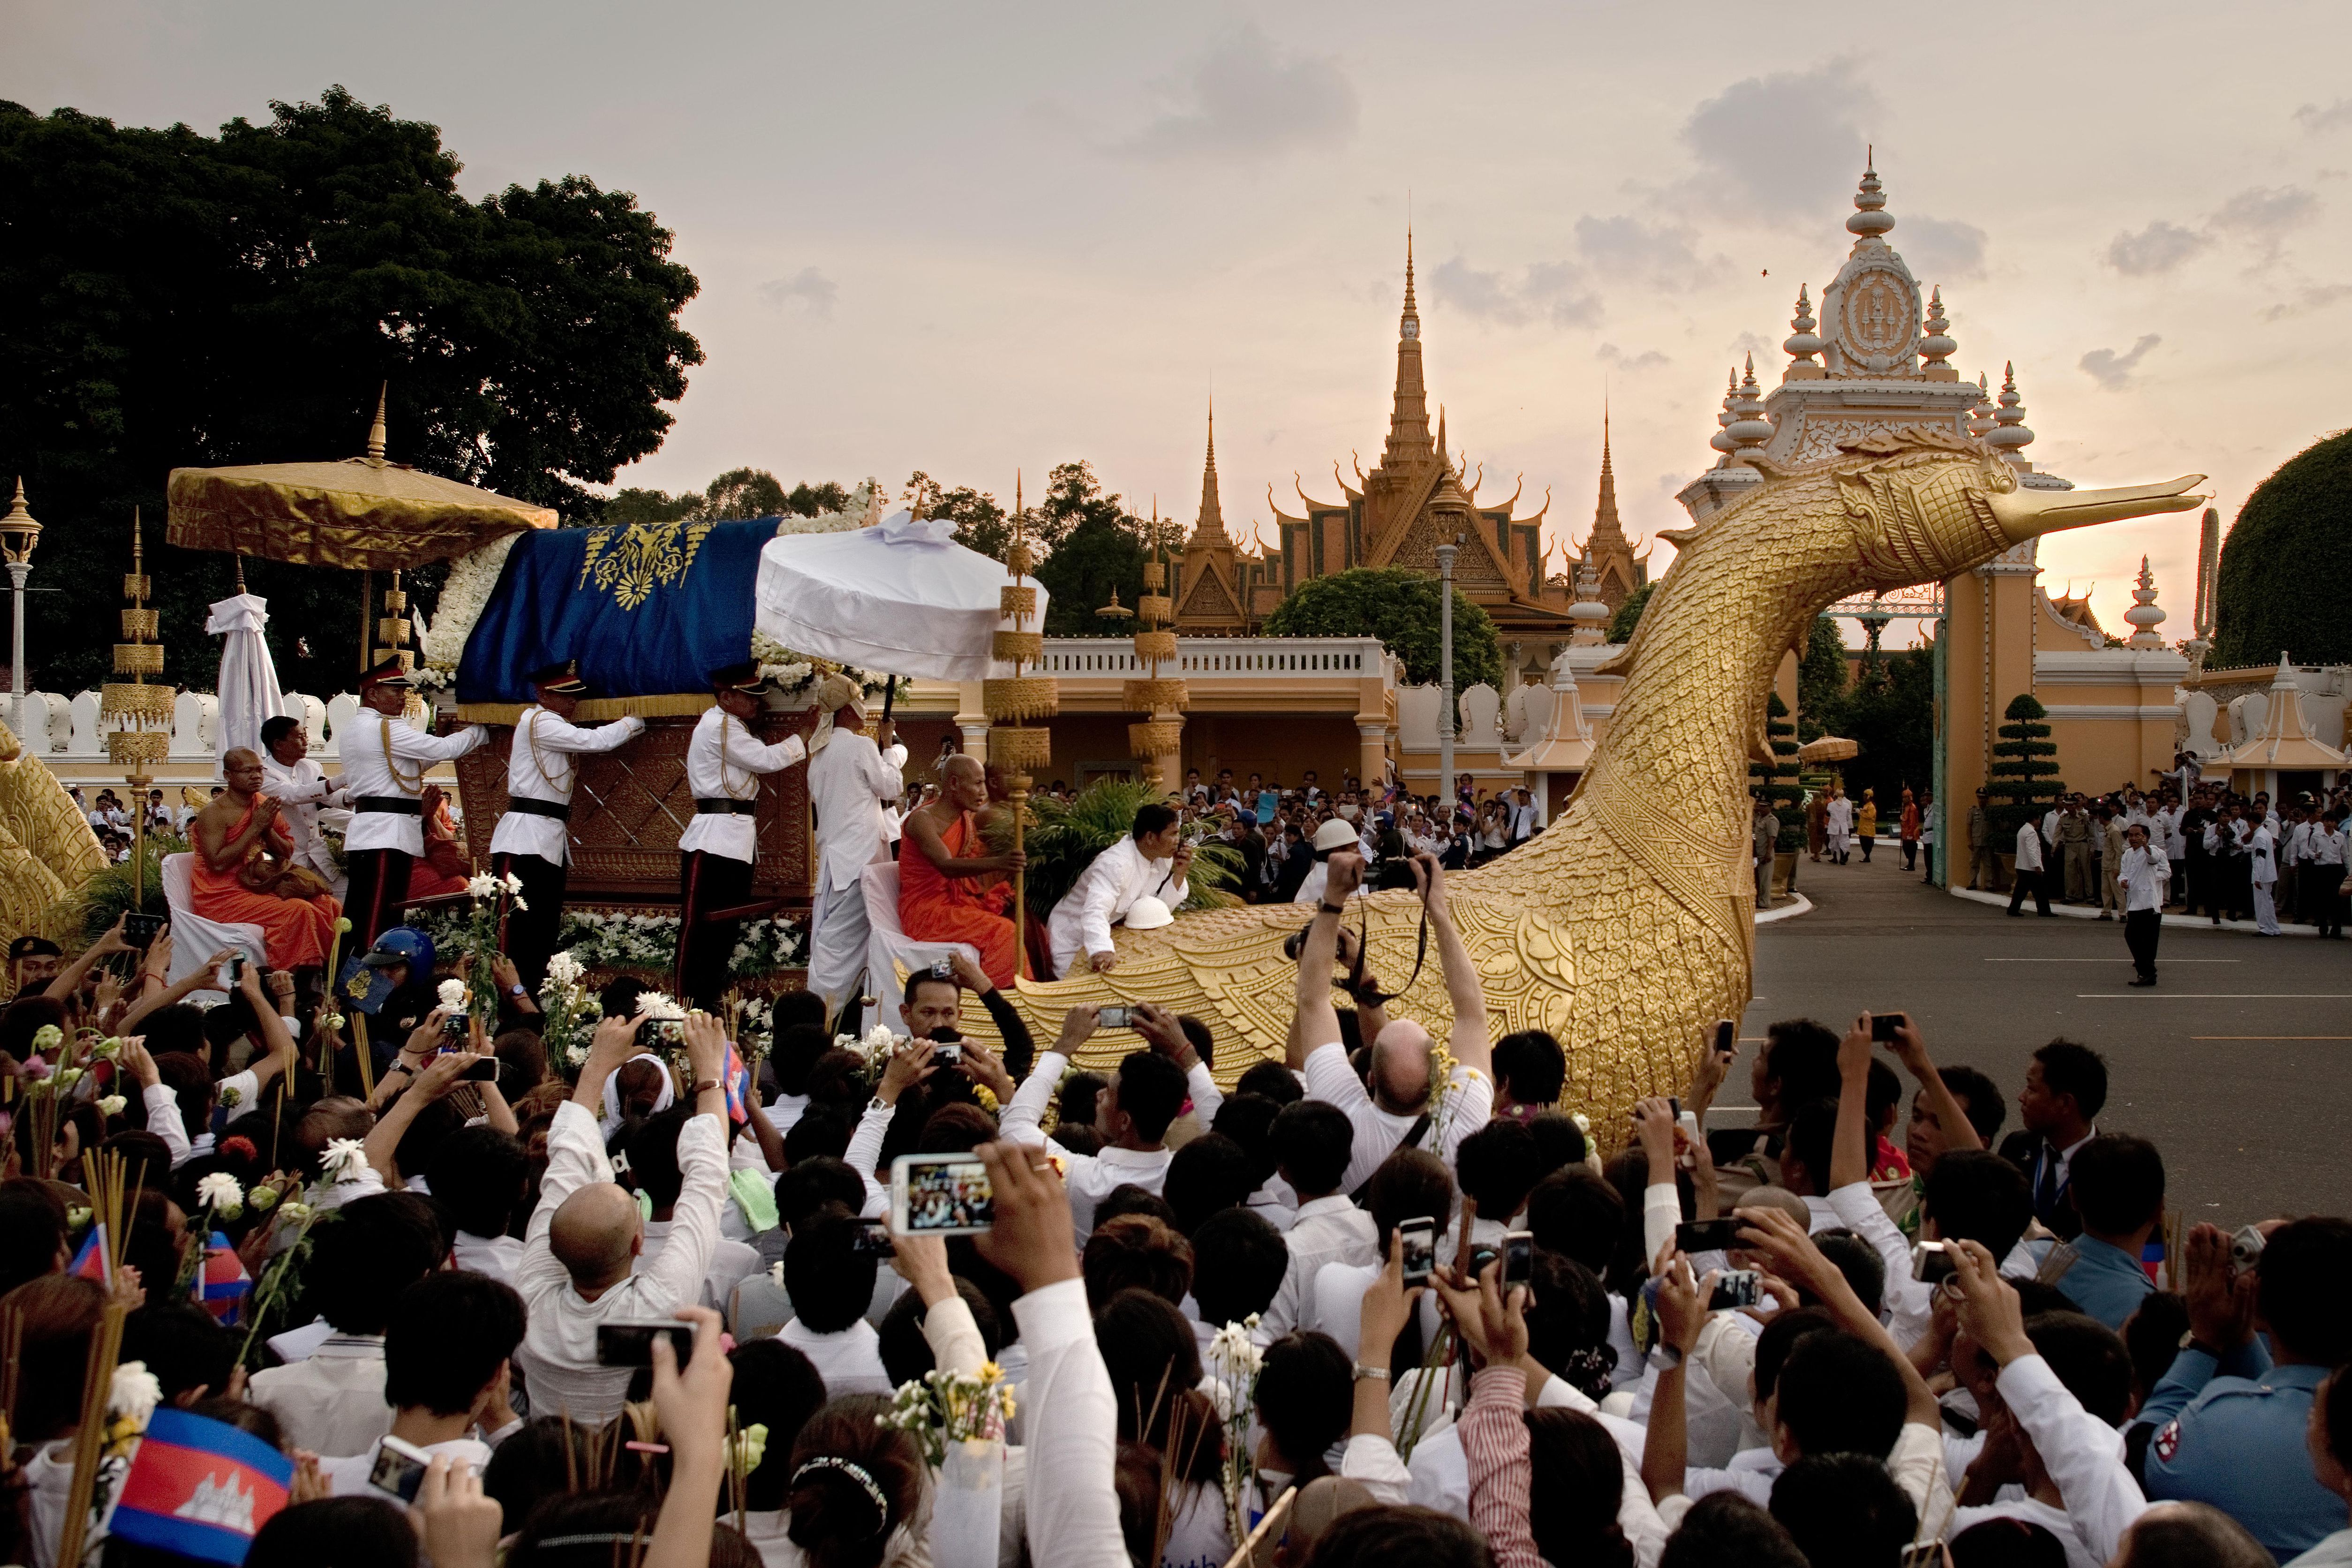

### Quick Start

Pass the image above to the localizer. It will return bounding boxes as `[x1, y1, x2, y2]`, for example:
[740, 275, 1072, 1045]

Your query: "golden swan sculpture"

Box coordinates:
[965, 431, 2204, 1127]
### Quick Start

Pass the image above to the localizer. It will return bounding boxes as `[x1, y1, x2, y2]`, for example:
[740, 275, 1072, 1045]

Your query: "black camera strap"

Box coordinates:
[1349, 872, 1432, 1008]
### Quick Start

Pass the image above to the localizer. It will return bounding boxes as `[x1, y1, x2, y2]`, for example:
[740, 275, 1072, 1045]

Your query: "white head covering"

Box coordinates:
[599, 1050, 676, 1139]
[807, 671, 868, 755]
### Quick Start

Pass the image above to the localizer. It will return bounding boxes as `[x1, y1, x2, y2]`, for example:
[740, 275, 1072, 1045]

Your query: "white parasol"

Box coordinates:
[754, 510, 1048, 681]
[205, 591, 286, 766]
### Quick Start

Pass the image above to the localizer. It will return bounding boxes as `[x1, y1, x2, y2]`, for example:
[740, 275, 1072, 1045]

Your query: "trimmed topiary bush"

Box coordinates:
[2211, 428, 2352, 668]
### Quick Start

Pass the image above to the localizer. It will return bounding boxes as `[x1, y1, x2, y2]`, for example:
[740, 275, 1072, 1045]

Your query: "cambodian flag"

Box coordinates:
[109, 1407, 294, 1564]
[70, 1223, 111, 1286]
[724, 1041, 751, 1125]
[201, 1233, 251, 1325]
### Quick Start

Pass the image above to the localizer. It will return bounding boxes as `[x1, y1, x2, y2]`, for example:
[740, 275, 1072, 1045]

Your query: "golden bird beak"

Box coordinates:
[1987, 475, 2208, 543]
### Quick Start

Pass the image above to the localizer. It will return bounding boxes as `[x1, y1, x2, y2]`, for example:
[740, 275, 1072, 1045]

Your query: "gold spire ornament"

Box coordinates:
[982, 477, 1056, 977]
[1123, 510, 1188, 790]
[100, 510, 173, 911]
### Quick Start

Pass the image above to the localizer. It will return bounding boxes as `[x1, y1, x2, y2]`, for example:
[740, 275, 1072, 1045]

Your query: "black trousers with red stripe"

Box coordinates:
[342, 848, 414, 950]
[675, 850, 752, 1012]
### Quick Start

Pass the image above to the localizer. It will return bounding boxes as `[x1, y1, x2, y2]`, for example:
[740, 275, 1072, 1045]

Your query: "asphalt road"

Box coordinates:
[1732, 848, 2351, 1226]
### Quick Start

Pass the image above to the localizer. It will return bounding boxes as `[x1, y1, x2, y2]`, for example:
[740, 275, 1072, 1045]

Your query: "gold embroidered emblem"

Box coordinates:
[577, 521, 716, 610]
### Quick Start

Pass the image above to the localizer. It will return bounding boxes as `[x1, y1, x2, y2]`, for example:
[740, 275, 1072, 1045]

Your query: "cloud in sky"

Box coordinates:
[757, 267, 837, 315]
[1898, 213, 1989, 285]
[2106, 219, 2210, 275]
[2259, 283, 2352, 321]
[1431, 256, 1601, 329]
[2079, 334, 2162, 389]
[2295, 98, 2352, 133]
[1679, 60, 1875, 217]
[2209, 184, 2320, 257]
[1112, 24, 1356, 161]
[1597, 342, 1670, 371]
[1572, 214, 1720, 291]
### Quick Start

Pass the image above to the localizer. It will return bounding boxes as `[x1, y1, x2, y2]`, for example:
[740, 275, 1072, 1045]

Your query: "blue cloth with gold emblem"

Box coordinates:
[457, 517, 778, 703]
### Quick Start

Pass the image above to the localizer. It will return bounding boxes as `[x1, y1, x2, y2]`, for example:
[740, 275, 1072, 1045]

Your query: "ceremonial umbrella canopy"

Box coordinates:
[166, 393, 557, 572]
[753, 510, 1048, 680]
[1797, 735, 1860, 764]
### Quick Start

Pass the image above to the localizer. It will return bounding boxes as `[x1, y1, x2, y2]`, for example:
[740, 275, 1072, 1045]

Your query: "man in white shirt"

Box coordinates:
[2116, 822, 2171, 987]
[2008, 816, 2053, 917]
[676, 660, 807, 1010]
[626, 1104, 764, 1312]
[1291, 818, 1361, 907]
[2314, 808, 2348, 940]
[1047, 800, 1193, 978]
[515, 1013, 731, 1425]
[2250, 815, 2282, 935]
[257, 714, 347, 893]
[339, 657, 490, 946]
[1257, 1100, 1374, 1336]
[802, 671, 907, 1028]
[774, 1207, 895, 1396]
[997, 1001, 1223, 1243]
[317, 1271, 521, 1488]
[489, 661, 646, 991]
[1290, 849, 1493, 1196]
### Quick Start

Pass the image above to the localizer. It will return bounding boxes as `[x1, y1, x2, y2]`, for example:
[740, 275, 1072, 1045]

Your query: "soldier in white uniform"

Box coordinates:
[676, 660, 807, 1010]
[489, 661, 648, 992]
[1046, 800, 1192, 978]
[258, 714, 347, 895]
[801, 672, 906, 1030]
[2250, 816, 2281, 935]
[340, 658, 490, 945]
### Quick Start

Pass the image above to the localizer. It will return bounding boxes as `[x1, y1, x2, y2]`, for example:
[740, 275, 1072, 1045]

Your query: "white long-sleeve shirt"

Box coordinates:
[340, 710, 488, 855]
[2117, 844, 2171, 912]
[1045, 837, 1189, 978]
[676, 707, 805, 863]
[998, 1048, 1222, 1243]
[489, 707, 646, 864]
[258, 753, 345, 879]
[2015, 820, 2045, 872]
[2250, 824, 2279, 886]
[516, 1099, 728, 1424]
[1303, 1040, 1492, 1197]
[1261, 1194, 1377, 1338]
[1994, 1352, 2146, 1567]
[807, 730, 907, 894]
[1013, 1278, 1128, 1568]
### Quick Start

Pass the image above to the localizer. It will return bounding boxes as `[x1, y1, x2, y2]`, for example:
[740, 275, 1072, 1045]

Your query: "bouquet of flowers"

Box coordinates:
[878, 1362, 1018, 1467]
[539, 949, 599, 1069]
[456, 871, 526, 1030]
[1203, 1319, 1266, 1545]
[833, 1023, 904, 1087]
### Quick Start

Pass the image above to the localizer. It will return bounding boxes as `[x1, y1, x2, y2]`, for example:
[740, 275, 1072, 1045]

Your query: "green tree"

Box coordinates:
[2212, 430, 2352, 668]
[1032, 462, 1152, 634]
[1749, 691, 1805, 850]
[0, 86, 701, 694]
[1796, 616, 1849, 741]
[1262, 567, 1502, 690]
[601, 487, 700, 526]
[1607, 580, 1656, 644]
[695, 467, 790, 520]
[904, 471, 1011, 561]
[1838, 645, 1935, 809]
[1986, 694, 2066, 839]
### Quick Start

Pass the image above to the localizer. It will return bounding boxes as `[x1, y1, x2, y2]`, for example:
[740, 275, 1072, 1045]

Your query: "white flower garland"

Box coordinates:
[421, 532, 524, 669]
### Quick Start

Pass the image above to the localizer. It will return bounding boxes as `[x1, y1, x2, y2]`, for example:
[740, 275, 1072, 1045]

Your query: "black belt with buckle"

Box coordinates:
[354, 795, 422, 816]
[506, 798, 572, 821]
[694, 798, 759, 816]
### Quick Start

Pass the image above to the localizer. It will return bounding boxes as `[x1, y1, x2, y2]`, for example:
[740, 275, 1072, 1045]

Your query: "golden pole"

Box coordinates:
[984, 472, 1054, 981]
[360, 567, 375, 671]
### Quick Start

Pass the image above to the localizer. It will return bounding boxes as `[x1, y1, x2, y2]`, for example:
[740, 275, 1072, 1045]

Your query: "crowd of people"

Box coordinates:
[3, 827, 2348, 1568]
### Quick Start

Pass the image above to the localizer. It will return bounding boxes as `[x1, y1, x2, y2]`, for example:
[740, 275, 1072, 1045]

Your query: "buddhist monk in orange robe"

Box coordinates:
[898, 753, 1026, 986]
[190, 747, 343, 970]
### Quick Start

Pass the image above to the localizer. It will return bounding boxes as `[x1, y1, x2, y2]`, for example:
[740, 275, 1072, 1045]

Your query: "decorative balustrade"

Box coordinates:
[10, 690, 359, 762]
[1032, 636, 1392, 678]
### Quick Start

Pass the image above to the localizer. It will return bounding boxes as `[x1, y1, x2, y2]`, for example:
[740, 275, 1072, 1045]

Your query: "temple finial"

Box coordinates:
[367, 382, 389, 463]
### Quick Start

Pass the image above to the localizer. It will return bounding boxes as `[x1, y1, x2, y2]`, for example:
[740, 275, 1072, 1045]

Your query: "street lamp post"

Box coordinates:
[1436, 538, 1459, 813]
[0, 479, 42, 731]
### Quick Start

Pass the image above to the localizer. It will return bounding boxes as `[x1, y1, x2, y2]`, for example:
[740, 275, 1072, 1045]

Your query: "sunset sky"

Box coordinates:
[13, 0, 2352, 642]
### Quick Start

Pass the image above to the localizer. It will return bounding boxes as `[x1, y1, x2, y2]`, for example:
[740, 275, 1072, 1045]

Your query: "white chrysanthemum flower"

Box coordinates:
[278, 1201, 313, 1223]
[196, 1172, 244, 1212]
[320, 1137, 371, 1185]
[510, 894, 528, 912]
[97, 1094, 127, 1117]
[437, 979, 467, 1010]
[502, 871, 526, 897]
[545, 950, 585, 988]
[465, 872, 501, 899]
[108, 1360, 163, 1426]
[634, 990, 686, 1021]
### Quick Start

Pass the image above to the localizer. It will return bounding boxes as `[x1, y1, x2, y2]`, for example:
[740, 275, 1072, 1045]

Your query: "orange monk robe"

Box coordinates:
[406, 797, 470, 901]
[189, 802, 342, 969]
[897, 809, 1019, 986]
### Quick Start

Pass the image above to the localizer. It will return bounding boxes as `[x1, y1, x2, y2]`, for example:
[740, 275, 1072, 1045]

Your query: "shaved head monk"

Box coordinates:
[188, 745, 342, 972]
[898, 749, 1027, 986]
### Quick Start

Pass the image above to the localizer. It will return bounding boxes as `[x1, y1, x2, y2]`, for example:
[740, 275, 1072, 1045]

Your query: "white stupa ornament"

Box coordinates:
[2125, 557, 2168, 649]
[1784, 285, 1824, 375]
[1918, 287, 1956, 375]
[1568, 558, 1611, 645]
[1847, 160, 1895, 244]
[1986, 362, 2035, 466]
[1967, 373, 1997, 439]
[1726, 354, 1774, 455]
[1709, 369, 1741, 460]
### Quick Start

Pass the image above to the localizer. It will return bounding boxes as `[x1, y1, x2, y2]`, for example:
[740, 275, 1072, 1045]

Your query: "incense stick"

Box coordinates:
[53, 1300, 127, 1568]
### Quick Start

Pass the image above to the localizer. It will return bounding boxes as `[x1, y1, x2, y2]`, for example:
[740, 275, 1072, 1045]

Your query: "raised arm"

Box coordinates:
[386, 718, 490, 763]
[533, 711, 647, 755]
[960, 951, 1036, 1078]
[45, 916, 134, 1003]
[240, 966, 299, 1093]
[1289, 851, 1359, 1070]
[721, 715, 806, 776]
[1415, 853, 1489, 1078]
[998, 1006, 1097, 1147]
[119, 947, 241, 1030]
[640, 1013, 732, 1310]
[1829, 1014, 1873, 1192]
[1888, 1017, 1981, 1155]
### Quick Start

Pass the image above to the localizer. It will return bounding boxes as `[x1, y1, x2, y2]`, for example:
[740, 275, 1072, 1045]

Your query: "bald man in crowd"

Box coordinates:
[514, 1011, 729, 1423]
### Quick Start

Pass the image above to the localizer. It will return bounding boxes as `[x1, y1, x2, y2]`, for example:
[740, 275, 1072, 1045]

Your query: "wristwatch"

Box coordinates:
[1351, 1363, 1391, 1382]
[1319, 902, 1347, 915]
[1651, 1342, 1686, 1370]
[689, 1079, 720, 1099]
[867, 1094, 890, 1115]
[509, 982, 527, 998]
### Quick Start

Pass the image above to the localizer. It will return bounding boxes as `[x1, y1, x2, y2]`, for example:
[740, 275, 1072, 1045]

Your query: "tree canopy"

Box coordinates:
[0, 86, 701, 694]
[1795, 616, 1849, 742]
[1607, 581, 1655, 645]
[1262, 567, 1502, 689]
[2212, 428, 2352, 668]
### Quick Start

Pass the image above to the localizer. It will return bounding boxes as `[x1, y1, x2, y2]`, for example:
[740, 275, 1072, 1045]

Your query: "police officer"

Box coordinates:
[675, 660, 807, 1010]
[489, 661, 647, 993]
[2139, 1218, 2352, 1562]
[340, 657, 489, 946]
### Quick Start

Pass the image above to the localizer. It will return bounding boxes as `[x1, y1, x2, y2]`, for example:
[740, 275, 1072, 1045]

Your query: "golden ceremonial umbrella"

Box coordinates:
[165, 390, 556, 571]
[1797, 735, 1860, 764]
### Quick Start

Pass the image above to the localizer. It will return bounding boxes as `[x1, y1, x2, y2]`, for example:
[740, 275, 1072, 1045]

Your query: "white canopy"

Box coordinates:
[205, 592, 286, 767]
[754, 510, 1048, 680]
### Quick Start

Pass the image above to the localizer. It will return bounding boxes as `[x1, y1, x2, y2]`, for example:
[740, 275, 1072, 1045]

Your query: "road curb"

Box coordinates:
[1946, 883, 2325, 937]
[1753, 893, 1814, 926]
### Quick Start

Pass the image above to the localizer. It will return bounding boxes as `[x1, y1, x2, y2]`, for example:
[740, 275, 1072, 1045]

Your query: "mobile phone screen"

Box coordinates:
[1503, 1231, 1534, 1287]
[1871, 1012, 1907, 1042]
[595, 1320, 695, 1368]
[368, 1441, 430, 1503]
[1399, 1218, 1437, 1286]
[1713, 1019, 1736, 1055]
[892, 1155, 994, 1236]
